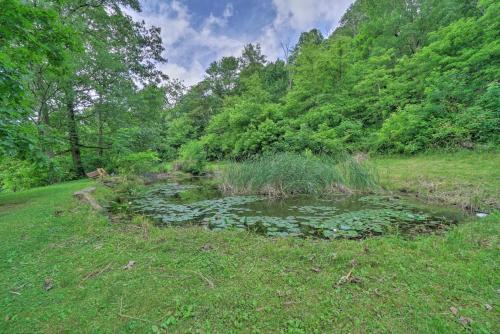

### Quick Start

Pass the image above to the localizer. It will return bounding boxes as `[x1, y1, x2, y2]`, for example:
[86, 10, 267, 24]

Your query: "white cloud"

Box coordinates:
[159, 61, 205, 86]
[126, 0, 193, 52]
[223, 3, 234, 18]
[272, 0, 352, 31]
[259, 0, 353, 61]
[202, 3, 234, 31]
[259, 25, 284, 61]
[129, 0, 249, 85]
[130, 0, 353, 86]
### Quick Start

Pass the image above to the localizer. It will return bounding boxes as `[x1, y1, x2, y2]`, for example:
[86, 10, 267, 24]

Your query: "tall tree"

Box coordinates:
[0, 0, 71, 158]
[35, 0, 167, 175]
[205, 56, 240, 98]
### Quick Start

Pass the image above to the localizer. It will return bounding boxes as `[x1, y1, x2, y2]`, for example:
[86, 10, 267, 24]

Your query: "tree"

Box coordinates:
[167, 0, 498, 158]
[38, 0, 166, 176]
[239, 43, 267, 77]
[0, 0, 72, 159]
[205, 56, 240, 98]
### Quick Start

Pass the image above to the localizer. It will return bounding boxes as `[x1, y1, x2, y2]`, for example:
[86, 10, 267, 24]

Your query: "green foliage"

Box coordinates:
[0, 0, 73, 159]
[1, 0, 169, 190]
[165, 0, 499, 159]
[176, 141, 207, 175]
[220, 153, 377, 197]
[2, 0, 499, 191]
[0, 160, 44, 192]
[114, 151, 160, 176]
[0, 158, 65, 192]
[375, 106, 427, 153]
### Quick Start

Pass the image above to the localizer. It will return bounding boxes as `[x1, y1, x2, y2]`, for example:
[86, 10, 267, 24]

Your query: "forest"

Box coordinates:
[1, 0, 499, 333]
[1, 0, 498, 190]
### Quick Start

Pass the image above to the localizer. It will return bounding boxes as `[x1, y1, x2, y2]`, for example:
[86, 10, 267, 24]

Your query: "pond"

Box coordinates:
[129, 177, 463, 239]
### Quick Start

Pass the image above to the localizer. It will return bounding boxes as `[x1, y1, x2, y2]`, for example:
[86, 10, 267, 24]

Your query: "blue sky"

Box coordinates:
[130, 0, 354, 85]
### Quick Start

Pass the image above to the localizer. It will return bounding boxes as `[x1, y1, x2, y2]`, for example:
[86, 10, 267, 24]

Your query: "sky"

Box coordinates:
[129, 0, 355, 86]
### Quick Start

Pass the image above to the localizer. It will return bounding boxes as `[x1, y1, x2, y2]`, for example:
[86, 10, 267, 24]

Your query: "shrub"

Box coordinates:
[0, 159, 49, 191]
[114, 151, 160, 176]
[219, 152, 377, 198]
[176, 141, 207, 175]
[374, 106, 427, 153]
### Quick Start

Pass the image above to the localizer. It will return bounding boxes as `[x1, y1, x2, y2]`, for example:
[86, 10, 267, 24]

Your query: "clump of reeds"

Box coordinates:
[219, 153, 378, 198]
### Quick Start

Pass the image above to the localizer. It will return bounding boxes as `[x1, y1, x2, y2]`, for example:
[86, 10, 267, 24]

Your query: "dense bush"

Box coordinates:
[375, 106, 427, 154]
[114, 151, 160, 176]
[0, 158, 65, 192]
[176, 141, 207, 175]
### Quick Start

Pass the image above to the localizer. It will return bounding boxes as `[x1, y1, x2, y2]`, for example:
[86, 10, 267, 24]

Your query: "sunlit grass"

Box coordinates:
[373, 150, 500, 212]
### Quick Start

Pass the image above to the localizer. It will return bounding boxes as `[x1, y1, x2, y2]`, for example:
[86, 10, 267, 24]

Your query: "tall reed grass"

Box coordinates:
[219, 153, 378, 198]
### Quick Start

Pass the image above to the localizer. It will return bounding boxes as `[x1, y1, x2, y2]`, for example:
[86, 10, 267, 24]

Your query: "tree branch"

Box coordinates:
[77, 144, 111, 150]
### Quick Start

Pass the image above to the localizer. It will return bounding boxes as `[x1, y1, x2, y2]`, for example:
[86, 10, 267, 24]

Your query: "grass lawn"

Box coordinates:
[1, 157, 499, 333]
[373, 151, 500, 212]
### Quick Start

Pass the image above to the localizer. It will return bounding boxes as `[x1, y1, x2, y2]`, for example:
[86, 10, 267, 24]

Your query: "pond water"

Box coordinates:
[130, 178, 463, 239]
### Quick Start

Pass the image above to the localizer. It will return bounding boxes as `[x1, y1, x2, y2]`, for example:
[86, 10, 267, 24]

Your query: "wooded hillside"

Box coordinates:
[1, 0, 498, 191]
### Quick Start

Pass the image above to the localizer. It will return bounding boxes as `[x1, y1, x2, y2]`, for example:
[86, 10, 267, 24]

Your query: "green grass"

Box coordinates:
[220, 153, 377, 197]
[1, 172, 499, 333]
[373, 151, 500, 212]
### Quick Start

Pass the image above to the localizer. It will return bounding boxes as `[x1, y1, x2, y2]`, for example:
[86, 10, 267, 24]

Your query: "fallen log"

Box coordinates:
[86, 168, 108, 179]
[73, 187, 104, 212]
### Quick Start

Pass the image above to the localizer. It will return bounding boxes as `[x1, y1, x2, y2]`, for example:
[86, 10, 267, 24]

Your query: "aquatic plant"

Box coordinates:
[130, 183, 456, 239]
[132, 183, 262, 225]
[219, 153, 378, 198]
[208, 208, 451, 239]
[337, 156, 379, 191]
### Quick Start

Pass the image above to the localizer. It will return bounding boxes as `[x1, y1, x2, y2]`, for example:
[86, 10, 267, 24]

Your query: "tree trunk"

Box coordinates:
[34, 78, 54, 157]
[38, 103, 55, 157]
[97, 106, 104, 157]
[66, 94, 85, 177]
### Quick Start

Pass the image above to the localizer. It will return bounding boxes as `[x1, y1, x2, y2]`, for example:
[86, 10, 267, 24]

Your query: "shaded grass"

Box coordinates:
[220, 153, 378, 197]
[373, 151, 500, 212]
[1, 179, 499, 333]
